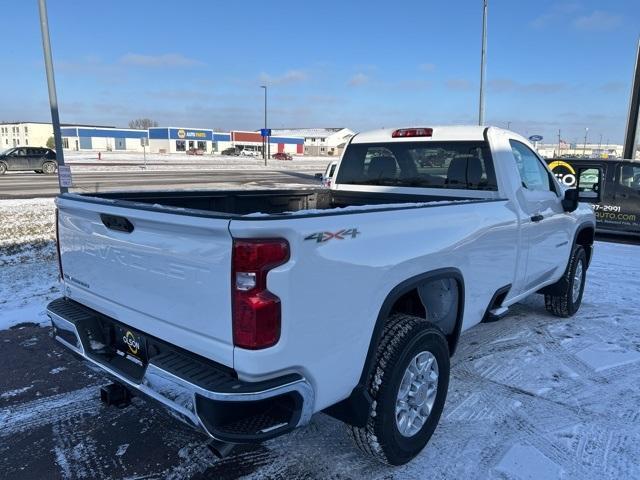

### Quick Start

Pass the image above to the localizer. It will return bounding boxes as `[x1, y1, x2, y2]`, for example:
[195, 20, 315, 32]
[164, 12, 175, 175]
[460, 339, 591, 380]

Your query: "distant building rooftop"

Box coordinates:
[268, 128, 349, 138]
[0, 121, 115, 128]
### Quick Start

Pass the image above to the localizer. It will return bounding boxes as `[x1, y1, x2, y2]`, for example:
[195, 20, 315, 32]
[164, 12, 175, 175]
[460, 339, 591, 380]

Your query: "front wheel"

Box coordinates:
[0, 162, 6, 175]
[348, 314, 450, 465]
[42, 162, 57, 175]
[544, 245, 586, 317]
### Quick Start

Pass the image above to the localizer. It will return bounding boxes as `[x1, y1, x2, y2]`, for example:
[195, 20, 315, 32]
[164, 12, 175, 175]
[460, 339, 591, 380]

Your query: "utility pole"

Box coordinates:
[557, 129, 561, 157]
[507, 121, 511, 130]
[260, 85, 268, 166]
[37, 0, 67, 193]
[478, 0, 488, 125]
[623, 37, 640, 159]
[598, 133, 603, 156]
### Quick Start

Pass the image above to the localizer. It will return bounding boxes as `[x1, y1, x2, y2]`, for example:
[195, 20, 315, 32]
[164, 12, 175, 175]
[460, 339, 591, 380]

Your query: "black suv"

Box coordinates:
[0, 147, 58, 174]
[221, 147, 240, 156]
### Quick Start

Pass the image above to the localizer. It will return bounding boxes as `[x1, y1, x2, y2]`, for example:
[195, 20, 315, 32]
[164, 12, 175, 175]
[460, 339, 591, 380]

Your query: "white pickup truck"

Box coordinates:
[48, 126, 596, 465]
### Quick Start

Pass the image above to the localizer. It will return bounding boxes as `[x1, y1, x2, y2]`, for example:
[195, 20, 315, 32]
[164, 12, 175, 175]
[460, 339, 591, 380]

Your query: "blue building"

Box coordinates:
[148, 127, 222, 153]
[60, 126, 148, 151]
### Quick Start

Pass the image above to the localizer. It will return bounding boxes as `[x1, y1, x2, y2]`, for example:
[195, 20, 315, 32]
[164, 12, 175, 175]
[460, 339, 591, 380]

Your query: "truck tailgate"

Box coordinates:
[56, 196, 234, 367]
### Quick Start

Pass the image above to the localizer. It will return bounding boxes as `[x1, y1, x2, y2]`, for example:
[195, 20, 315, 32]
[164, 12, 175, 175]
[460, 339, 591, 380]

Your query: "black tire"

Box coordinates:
[348, 314, 450, 465]
[544, 245, 586, 317]
[0, 162, 6, 175]
[42, 162, 57, 175]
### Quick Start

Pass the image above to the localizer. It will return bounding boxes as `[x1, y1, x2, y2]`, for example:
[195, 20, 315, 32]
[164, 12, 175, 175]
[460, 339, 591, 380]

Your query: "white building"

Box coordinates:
[269, 128, 355, 156]
[0, 122, 53, 149]
[231, 131, 304, 155]
[60, 126, 148, 152]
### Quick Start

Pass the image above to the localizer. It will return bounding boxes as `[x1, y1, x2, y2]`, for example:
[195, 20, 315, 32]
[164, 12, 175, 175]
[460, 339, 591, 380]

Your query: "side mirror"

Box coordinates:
[562, 188, 579, 212]
[314, 173, 323, 180]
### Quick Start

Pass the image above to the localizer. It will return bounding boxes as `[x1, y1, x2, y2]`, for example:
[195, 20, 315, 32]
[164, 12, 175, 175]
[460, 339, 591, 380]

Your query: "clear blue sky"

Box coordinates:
[1, 0, 638, 144]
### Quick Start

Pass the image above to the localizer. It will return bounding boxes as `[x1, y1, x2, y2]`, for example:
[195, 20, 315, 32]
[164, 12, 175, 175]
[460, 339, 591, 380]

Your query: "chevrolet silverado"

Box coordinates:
[47, 126, 596, 465]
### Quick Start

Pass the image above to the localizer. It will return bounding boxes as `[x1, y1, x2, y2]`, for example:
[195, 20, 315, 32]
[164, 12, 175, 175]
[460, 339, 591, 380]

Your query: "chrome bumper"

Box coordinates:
[47, 298, 314, 443]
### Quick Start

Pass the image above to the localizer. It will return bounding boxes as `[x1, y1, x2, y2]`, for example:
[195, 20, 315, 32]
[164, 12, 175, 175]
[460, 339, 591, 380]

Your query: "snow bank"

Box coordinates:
[0, 198, 59, 330]
[60, 151, 332, 173]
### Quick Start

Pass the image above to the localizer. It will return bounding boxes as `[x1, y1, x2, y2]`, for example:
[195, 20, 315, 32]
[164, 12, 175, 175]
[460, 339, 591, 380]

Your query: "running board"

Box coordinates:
[485, 306, 509, 322]
[482, 284, 511, 323]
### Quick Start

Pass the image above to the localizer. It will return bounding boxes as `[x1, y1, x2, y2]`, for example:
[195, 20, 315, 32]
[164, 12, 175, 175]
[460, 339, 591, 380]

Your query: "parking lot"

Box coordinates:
[1, 198, 639, 479]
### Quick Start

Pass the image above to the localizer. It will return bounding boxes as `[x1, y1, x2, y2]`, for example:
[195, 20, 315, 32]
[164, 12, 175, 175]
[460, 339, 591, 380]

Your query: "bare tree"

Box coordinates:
[128, 118, 159, 130]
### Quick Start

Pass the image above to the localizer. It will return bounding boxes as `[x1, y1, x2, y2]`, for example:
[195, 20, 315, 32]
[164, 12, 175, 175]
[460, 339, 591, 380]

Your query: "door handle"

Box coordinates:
[101, 214, 134, 233]
[530, 214, 544, 222]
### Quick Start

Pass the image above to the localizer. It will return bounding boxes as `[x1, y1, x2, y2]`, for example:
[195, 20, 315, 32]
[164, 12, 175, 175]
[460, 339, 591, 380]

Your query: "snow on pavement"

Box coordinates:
[1, 197, 639, 479]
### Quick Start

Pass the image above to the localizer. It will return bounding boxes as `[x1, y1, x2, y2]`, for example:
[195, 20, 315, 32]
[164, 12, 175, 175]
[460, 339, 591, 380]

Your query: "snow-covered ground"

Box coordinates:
[1, 198, 639, 479]
[0, 199, 59, 330]
[55, 151, 332, 173]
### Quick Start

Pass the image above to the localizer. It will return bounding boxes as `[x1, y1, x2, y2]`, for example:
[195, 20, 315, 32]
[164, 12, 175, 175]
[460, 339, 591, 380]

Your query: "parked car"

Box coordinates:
[0, 146, 57, 174]
[221, 147, 239, 156]
[272, 152, 292, 161]
[186, 148, 205, 156]
[48, 126, 595, 465]
[546, 157, 640, 236]
[239, 148, 261, 157]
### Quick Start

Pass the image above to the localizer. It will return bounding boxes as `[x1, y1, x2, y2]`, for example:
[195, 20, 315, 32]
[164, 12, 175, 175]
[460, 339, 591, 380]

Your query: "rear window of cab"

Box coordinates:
[336, 141, 498, 191]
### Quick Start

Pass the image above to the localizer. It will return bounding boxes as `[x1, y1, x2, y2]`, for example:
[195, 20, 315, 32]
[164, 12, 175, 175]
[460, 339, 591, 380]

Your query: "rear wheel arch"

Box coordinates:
[324, 268, 465, 427]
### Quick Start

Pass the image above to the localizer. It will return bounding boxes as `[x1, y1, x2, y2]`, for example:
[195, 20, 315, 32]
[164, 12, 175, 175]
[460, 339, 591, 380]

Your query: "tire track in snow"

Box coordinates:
[0, 385, 102, 436]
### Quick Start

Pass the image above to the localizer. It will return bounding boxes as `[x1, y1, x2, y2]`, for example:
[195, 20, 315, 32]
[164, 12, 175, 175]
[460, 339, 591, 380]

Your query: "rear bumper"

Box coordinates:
[46, 297, 314, 443]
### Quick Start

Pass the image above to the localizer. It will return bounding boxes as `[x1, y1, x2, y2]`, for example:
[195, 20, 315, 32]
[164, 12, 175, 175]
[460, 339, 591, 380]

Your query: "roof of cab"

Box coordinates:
[351, 125, 489, 144]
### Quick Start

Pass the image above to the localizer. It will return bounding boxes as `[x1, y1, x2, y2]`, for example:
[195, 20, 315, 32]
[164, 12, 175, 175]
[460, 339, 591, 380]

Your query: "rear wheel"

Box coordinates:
[42, 162, 57, 174]
[544, 245, 586, 317]
[0, 162, 6, 175]
[348, 314, 450, 465]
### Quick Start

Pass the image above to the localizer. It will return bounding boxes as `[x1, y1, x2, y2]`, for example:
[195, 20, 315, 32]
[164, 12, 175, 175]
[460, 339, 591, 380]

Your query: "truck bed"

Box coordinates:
[68, 188, 481, 218]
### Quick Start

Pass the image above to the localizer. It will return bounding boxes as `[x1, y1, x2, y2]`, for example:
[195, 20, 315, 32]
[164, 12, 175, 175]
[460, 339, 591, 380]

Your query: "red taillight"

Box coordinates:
[55, 208, 64, 281]
[392, 128, 433, 138]
[232, 239, 289, 349]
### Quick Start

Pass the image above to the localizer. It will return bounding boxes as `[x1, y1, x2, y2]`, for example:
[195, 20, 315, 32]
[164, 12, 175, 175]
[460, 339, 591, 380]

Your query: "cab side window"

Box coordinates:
[619, 165, 640, 192]
[509, 140, 554, 192]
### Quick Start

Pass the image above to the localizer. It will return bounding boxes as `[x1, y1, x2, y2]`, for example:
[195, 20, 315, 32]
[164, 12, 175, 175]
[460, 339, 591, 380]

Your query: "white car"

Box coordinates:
[239, 148, 261, 157]
[48, 126, 596, 465]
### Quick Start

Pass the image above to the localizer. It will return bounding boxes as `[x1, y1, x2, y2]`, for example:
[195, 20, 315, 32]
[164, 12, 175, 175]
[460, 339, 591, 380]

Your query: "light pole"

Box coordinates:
[260, 85, 268, 165]
[478, 0, 488, 125]
[583, 127, 589, 157]
[37, 0, 68, 194]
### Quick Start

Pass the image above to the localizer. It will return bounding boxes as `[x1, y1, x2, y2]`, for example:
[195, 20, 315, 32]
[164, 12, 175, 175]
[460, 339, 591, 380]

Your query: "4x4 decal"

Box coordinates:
[304, 228, 360, 243]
